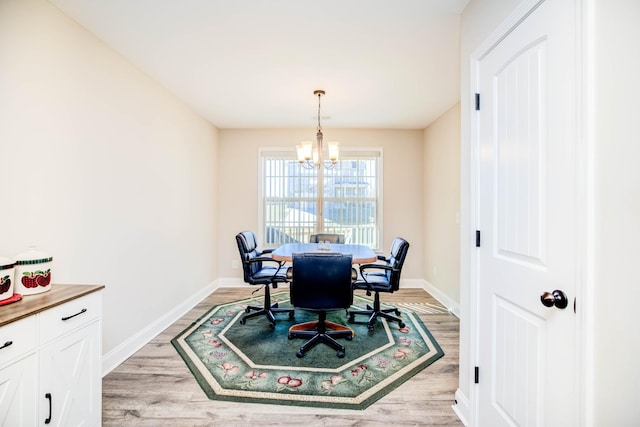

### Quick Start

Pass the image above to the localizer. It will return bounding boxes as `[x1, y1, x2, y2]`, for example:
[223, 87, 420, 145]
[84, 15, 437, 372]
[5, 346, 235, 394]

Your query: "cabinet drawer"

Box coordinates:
[0, 315, 37, 366]
[39, 291, 101, 343]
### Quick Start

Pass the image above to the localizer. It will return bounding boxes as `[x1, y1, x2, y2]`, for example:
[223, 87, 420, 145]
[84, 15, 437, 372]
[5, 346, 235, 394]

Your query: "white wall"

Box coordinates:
[460, 0, 640, 424]
[591, 0, 640, 424]
[423, 103, 461, 308]
[0, 0, 219, 358]
[217, 128, 425, 281]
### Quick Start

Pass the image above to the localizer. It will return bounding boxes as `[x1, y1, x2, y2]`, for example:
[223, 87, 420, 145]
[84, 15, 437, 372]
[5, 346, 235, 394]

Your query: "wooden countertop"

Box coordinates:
[0, 284, 105, 327]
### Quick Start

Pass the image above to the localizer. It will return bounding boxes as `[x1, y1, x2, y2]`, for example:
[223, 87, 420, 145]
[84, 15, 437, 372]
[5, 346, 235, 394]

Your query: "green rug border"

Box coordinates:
[171, 292, 445, 410]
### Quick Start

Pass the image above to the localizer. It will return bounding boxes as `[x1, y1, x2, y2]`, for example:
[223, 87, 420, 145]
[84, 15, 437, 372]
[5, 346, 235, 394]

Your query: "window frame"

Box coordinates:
[258, 147, 383, 250]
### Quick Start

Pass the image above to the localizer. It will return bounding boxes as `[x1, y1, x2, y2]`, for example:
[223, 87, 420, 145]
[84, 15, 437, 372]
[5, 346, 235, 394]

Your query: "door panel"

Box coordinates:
[495, 39, 545, 267]
[475, 0, 577, 425]
[491, 295, 545, 425]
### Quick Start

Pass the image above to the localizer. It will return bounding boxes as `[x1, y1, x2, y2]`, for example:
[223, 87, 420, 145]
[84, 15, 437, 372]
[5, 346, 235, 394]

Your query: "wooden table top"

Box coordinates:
[0, 284, 105, 327]
[271, 243, 377, 264]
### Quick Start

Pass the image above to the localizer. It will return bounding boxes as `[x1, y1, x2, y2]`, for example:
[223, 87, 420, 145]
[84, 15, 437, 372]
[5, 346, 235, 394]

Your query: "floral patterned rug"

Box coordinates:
[171, 292, 444, 410]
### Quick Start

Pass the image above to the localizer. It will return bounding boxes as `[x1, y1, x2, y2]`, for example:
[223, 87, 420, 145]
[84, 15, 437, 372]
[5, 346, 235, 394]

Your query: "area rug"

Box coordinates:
[171, 292, 444, 410]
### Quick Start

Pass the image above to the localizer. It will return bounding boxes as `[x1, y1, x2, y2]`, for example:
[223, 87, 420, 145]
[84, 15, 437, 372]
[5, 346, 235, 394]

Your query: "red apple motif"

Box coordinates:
[43, 271, 51, 286]
[0, 276, 10, 294]
[35, 270, 51, 287]
[22, 272, 37, 288]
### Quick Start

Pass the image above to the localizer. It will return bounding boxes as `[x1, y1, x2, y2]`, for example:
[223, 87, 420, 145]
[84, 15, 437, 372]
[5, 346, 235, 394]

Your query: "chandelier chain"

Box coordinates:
[317, 92, 322, 132]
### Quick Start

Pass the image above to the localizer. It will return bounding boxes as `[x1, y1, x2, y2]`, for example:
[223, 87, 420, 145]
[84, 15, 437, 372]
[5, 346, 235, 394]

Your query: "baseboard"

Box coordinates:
[101, 280, 218, 376]
[102, 277, 460, 375]
[452, 388, 470, 426]
[421, 279, 460, 318]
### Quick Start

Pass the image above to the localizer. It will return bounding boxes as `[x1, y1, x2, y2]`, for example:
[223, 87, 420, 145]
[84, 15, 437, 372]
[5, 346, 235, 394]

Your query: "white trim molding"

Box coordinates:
[422, 279, 460, 318]
[101, 280, 218, 376]
[452, 388, 470, 426]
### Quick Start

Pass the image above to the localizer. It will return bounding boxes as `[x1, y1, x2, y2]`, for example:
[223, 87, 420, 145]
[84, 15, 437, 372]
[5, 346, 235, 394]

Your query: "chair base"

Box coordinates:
[240, 284, 294, 327]
[288, 314, 354, 358]
[348, 293, 405, 330]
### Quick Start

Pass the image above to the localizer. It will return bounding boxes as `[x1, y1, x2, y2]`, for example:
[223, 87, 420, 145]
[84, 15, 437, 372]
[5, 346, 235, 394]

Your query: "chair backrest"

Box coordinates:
[235, 231, 262, 282]
[386, 237, 410, 291]
[290, 253, 353, 311]
[309, 233, 345, 244]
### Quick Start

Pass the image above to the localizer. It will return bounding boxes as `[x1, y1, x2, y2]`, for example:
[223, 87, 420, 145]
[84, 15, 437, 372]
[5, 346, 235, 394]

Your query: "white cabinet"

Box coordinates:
[0, 286, 103, 427]
[0, 353, 37, 426]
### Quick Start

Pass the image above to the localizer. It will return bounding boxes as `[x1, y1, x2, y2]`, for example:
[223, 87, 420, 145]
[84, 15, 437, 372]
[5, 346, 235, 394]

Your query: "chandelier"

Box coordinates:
[296, 89, 339, 169]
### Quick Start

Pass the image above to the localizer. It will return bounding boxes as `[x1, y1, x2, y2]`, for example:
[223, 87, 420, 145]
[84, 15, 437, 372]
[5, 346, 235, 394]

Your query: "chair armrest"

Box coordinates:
[247, 256, 283, 267]
[376, 254, 387, 261]
[359, 263, 393, 274]
[261, 248, 275, 254]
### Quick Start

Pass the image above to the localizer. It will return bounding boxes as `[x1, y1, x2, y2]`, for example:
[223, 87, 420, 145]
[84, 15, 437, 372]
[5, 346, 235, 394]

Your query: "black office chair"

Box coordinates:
[287, 253, 356, 358]
[235, 231, 294, 327]
[309, 233, 345, 244]
[348, 237, 410, 330]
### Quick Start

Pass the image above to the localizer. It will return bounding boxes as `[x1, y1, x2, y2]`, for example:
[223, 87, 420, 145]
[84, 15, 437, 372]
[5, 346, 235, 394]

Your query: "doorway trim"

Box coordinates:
[460, 0, 593, 425]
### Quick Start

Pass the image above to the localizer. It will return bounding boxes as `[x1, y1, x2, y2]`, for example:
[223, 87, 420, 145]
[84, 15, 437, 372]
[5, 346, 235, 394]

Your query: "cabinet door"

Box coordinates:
[39, 321, 101, 427]
[0, 354, 37, 426]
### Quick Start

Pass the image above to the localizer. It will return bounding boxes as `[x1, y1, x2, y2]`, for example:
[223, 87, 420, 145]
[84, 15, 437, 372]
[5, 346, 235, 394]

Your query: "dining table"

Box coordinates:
[270, 243, 377, 264]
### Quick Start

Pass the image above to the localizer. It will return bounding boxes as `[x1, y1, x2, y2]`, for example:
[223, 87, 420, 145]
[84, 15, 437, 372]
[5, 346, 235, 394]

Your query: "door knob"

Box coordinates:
[540, 290, 568, 309]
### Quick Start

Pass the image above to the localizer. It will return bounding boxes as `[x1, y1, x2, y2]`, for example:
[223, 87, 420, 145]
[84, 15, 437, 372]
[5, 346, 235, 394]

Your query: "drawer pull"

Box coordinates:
[61, 308, 87, 321]
[0, 341, 12, 350]
[45, 393, 52, 424]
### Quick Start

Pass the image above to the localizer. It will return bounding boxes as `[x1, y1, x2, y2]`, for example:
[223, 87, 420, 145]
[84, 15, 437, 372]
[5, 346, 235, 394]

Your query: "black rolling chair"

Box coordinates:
[309, 233, 345, 244]
[287, 253, 356, 358]
[235, 231, 294, 327]
[348, 237, 410, 330]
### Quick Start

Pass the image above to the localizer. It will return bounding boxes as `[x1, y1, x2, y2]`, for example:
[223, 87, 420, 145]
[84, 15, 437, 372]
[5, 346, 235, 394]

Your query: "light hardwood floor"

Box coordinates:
[102, 287, 463, 426]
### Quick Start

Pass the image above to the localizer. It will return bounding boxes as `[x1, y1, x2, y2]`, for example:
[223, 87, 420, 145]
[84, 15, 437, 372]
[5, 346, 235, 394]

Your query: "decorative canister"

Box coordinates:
[0, 256, 15, 302]
[14, 247, 53, 296]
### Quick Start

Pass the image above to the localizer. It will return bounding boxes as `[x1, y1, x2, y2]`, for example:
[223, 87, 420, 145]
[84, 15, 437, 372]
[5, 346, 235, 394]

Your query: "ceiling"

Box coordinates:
[49, 0, 470, 129]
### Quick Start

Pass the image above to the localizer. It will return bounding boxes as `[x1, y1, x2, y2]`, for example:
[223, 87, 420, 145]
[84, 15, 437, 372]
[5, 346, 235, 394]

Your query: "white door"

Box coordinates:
[475, 0, 578, 425]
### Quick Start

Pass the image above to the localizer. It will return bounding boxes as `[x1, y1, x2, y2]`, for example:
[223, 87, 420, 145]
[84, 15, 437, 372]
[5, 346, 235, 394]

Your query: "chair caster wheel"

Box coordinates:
[239, 319, 246, 325]
[288, 333, 294, 339]
[399, 322, 406, 328]
[296, 350, 305, 358]
[347, 315, 355, 324]
[395, 309, 401, 315]
[367, 323, 375, 331]
[245, 307, 251, 313]
[336, 350, 345, 358]
[346, 335, 353, 341]
[289, 312, 295, 319]
[269, 322, 276, 329]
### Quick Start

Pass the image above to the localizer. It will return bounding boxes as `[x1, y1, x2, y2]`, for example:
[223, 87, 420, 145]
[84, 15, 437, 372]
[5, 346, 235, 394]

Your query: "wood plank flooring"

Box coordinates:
[102, 287, 463, 426]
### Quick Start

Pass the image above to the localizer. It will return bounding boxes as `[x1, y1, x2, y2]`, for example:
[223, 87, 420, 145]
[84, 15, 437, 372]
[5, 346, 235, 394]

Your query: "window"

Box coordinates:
[259, 148, 382, 249]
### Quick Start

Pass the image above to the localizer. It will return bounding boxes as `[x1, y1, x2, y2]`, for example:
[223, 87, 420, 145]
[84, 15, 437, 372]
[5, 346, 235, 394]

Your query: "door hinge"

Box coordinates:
[474, 366, 479, 384]
[475, 230, 481, 247]
[475, 93, 481, 110]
